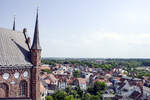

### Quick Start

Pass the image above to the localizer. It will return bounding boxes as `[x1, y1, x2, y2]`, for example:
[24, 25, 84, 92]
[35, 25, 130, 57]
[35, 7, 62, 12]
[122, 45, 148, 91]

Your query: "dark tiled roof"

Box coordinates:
[48, 84, 57, 90]
[129, 91, 141, 99]
[118, 82, 126, 90]
[0, 28, 32, 67]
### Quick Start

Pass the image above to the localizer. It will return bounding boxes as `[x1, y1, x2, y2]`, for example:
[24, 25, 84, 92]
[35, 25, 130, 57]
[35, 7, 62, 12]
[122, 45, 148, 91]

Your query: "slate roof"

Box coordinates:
[129, 91, 141, 99]
[0, 28, 32, 67]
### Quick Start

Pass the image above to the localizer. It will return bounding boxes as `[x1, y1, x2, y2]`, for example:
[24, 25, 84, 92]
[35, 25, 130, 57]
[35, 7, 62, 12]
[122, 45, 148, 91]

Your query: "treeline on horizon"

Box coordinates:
[42, 58, 150, 67]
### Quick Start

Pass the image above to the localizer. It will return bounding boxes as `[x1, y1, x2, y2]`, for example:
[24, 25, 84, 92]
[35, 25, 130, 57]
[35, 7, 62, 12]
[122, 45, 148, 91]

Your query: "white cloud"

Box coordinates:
[82, 31, 150, 45]
[41, 30, 150, 58]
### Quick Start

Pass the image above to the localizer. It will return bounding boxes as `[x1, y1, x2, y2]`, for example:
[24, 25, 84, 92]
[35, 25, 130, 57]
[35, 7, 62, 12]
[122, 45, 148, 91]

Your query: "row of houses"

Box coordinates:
[40, 64, 150, 100]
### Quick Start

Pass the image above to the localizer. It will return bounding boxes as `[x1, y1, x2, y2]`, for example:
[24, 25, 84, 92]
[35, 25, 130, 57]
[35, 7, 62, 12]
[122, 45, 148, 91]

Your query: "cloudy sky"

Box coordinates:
[1, 0, 150, 58]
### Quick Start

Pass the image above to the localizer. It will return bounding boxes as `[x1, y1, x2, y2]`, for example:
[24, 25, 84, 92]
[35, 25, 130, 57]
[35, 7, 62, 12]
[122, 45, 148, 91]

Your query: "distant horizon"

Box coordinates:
[42, 57, 150, 59]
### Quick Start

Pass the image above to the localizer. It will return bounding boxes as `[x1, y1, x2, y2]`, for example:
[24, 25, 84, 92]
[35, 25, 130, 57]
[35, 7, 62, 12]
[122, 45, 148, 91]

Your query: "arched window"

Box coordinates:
[0, 83, 9, 97]
[19, 80, 27, 97]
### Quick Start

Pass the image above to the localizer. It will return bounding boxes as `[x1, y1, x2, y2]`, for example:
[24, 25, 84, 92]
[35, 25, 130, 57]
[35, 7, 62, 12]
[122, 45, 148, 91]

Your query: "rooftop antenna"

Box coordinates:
[13, 14, 16, 31]
[36, 3, 39, 13]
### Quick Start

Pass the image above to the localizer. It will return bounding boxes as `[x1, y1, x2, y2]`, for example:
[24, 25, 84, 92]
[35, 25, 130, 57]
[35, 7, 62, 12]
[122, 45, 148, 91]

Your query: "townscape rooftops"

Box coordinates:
[77, 78, 87, 84]
[0, 28, 32, 67]
[48, 74, 57, 81]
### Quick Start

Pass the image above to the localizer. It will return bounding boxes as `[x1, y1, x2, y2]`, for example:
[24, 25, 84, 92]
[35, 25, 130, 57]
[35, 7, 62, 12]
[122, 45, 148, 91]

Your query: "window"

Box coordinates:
[19, 80, 27, 97]
[0, 83, 9, 97]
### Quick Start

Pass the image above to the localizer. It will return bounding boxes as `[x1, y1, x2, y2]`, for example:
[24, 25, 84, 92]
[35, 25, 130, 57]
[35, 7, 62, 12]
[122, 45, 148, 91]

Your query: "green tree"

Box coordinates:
[87, 86, 94, 95]
[65, 95, 75, 100]
[73, 70, 81, 78]
[90, 95, 101, 100]
[81, 93, 91, 100]
[70, 90, 79, 98]
[65, 86, 72, 95]
[46, 96, 53, 100]
[100, 64, 112, 70]
[74, 87, 84, 98]
[94, 81, 107, 93]
[44, 69, 51, 74]
[53, 90, 67, 100]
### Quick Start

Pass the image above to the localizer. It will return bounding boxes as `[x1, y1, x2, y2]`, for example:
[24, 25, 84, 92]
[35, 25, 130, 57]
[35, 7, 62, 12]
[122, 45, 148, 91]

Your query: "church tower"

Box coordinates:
[31, 9, 41, 100]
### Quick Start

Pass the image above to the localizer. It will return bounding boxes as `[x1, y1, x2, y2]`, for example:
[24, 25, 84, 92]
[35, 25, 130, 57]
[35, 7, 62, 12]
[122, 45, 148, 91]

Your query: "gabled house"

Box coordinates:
[58, 78, 67, 89]
[48, 74, 58, 85]
[40, 82, 47, 100]
[73, 78, 87, 90]
[114, 79, 143, 99]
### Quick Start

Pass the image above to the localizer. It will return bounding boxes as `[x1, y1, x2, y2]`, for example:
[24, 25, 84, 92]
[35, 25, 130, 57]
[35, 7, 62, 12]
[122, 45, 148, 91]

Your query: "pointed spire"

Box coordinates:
[31, 8, 41, 50]
[13, 15, 15, 31]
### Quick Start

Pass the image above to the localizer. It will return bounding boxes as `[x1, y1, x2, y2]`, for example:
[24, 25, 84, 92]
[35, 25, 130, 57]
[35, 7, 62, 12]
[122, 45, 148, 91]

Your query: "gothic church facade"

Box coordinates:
[0, 11, 41, 100]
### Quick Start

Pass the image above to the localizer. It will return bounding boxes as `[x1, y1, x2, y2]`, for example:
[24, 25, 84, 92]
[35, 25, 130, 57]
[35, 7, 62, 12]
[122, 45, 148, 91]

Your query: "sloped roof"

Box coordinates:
[40, 81, 46, 93]
[77, 78, 87, 84]
[0, 28, 32, 67]
[48, 74, 57, 82]
[129, 91, 141, 99]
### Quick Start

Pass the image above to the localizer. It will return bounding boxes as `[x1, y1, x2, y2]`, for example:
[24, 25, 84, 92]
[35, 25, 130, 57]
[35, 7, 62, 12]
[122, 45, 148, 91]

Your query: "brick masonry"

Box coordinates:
[0, 47, 41, 100]
[0, 68, 31, 98]
[31, 49, 41, 100]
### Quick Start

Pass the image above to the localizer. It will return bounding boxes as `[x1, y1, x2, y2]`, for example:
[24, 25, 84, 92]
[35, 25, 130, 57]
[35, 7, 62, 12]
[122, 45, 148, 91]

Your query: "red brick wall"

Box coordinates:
[31, 67, 40, 100]
[31, 49, 41, 66]
[0, 68, 31, 98]
[31, 49, 41, 100]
